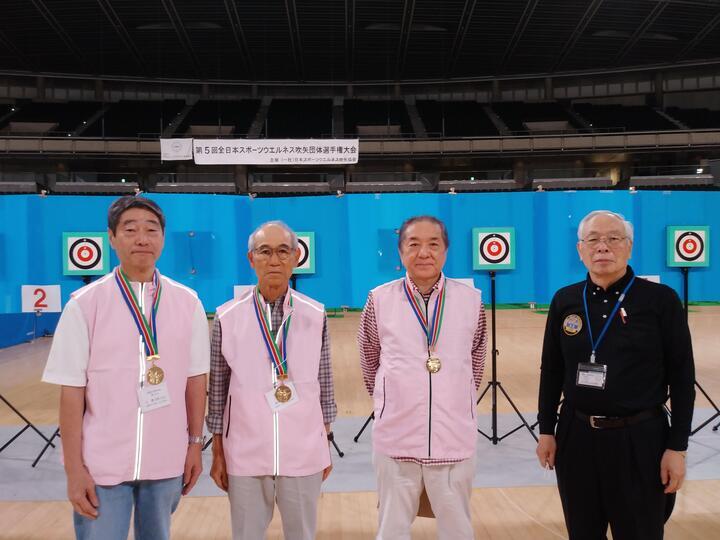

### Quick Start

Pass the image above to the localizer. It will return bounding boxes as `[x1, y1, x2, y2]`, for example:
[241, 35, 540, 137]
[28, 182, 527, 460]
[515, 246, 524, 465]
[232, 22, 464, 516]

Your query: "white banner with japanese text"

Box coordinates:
[192, 139, 359, 165]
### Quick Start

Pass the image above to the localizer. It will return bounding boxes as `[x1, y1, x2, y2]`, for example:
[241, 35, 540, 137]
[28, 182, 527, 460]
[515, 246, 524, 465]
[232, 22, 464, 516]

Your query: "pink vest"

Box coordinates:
[72, 269, 200, 485]
[216, 288, 330, 477]
[371, 275, 482, 460]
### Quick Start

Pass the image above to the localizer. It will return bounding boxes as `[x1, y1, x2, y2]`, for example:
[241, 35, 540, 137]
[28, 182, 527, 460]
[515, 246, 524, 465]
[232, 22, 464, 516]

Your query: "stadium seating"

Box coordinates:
[491, 102, 583, 134]
[82, 100, 185, 138]
[415, 101, 498, 137]
[666, 107, 720, 130]
[265, 99, 333, 138]
[176, 99, 260, 137]
[572, 104, 677, 132]
[344, 100, 413, 138]
[0, 101, 101, 135]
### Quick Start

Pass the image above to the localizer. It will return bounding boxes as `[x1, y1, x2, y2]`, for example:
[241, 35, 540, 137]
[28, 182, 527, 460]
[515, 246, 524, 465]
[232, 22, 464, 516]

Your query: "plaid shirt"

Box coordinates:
[206, 293, 337, 434]
[357, 277, 488, 465]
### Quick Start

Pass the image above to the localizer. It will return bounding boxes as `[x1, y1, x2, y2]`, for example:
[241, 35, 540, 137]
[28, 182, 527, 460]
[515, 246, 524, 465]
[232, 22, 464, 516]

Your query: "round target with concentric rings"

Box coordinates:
[297, 238, 309, 268]
[479, 233, 510, 264]
[69, 238, 102, 270]
[676, 231, 704, 262]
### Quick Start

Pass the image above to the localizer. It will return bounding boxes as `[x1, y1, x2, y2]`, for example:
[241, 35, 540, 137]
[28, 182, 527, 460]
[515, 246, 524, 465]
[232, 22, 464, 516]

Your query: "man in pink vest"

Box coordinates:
[207, 221, 336, 540]
[358, 215, 488, 540]
[42, 196, 210, 540]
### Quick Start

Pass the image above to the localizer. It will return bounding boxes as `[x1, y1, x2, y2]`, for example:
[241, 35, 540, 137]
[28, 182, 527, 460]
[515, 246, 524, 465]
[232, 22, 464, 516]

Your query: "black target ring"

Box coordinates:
[297, 238, 309, 267]
[675, 231, 704, 262]
[69, 238, 102, 270]
[479, 233, 510, 264]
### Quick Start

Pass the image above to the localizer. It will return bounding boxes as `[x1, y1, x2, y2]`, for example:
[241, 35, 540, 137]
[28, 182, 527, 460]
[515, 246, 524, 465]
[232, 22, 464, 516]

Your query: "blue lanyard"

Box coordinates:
[582, 275, 636, 363]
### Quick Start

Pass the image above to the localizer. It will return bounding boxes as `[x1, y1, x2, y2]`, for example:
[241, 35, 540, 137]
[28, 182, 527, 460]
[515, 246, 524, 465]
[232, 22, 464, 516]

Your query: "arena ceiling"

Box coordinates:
[0, 0, 720, 85]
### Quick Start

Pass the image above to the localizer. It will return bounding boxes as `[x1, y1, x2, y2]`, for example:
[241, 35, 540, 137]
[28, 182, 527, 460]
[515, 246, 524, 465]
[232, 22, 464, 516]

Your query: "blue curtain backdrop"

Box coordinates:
[0, 191, 716, 338]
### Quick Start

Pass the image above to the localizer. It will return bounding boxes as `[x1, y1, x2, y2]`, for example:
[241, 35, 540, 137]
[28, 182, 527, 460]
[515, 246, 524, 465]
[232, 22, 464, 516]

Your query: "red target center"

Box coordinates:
[683, 239, 697, 254]
[488, 241, 501, 255]
[77, 246, 94, 262]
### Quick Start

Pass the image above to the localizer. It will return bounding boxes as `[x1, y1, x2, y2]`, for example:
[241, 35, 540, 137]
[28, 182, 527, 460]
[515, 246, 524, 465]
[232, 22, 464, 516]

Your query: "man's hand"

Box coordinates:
[660, 449, 686, 494]
[183, 373, 206, 496]
[182, 444, 203, 495]
[67, 466, 99, 519]
[536, 434, 557, 469]
[60, 386, 97, 519]
[322, 423, 334, 481]
[322, 463, 333, 481]
[210, 452, 229, 492]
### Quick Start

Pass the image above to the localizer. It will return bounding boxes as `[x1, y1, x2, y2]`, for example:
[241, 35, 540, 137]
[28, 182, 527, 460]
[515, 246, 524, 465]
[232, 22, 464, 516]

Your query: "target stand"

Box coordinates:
[476, 271, 538, 445]
[32, 427, 60, 467]
[665, 226, 720, 434]
[679, 268, 720, 435]
[472, 228, 536, 444]
[32, 309, 41, 341]
[0, 394, 57, 458]
[63, 232, 109, 277]
[293, 232, 315, 275]
[290, 234, 309, 308]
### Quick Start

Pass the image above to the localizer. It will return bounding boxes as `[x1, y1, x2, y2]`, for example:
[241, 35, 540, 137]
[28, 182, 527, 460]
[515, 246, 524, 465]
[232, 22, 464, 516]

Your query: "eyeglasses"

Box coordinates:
[253, 246, 293, 261]
[581, 235, 627, 248]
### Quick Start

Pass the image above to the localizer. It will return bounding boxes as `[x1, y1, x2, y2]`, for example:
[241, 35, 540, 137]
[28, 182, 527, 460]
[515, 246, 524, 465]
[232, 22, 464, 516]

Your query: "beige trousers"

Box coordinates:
[227, 472, 323, 540]
[374, 453, 476, 540]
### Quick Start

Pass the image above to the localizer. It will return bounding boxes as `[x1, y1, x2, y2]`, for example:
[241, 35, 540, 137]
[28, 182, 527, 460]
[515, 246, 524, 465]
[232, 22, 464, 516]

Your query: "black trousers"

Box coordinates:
[555, 406, 676, 540]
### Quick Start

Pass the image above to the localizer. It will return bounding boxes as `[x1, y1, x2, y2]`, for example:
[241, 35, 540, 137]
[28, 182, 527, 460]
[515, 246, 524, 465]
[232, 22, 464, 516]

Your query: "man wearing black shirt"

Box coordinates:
[536, 210, 695, 540]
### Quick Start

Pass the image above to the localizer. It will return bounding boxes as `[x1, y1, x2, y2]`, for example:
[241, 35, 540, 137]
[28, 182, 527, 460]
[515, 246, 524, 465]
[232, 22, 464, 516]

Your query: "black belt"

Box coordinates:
[575, 407, 664, 429]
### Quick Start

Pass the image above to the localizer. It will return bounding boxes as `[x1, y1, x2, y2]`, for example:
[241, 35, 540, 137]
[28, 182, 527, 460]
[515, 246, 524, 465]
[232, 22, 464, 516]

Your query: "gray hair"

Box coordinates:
[577, 210, 634, 241]
[247, 220, 299, 252]
[398, 215, 450, 250]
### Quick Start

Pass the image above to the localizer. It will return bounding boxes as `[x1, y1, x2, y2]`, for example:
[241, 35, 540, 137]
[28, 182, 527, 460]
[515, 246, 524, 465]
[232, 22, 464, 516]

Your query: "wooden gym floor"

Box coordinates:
[1, 308, 719, 539]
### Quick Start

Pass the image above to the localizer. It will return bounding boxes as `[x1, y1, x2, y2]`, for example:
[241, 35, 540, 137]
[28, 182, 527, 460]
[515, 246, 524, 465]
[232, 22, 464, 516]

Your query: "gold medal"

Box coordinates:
[146, 364, 164, 385]
[274, 383, 292, 403]
[426, 357, 442, 373]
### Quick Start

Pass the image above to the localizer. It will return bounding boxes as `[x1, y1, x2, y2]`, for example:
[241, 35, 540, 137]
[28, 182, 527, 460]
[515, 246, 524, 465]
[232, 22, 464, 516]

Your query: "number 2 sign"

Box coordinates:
[21, 285, 61, 313]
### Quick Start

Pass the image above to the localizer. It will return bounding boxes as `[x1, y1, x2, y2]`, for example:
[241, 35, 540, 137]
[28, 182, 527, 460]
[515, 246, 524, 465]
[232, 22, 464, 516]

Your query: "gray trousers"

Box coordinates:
[227, 472, 323, 540]
[374, 453, 476, 540]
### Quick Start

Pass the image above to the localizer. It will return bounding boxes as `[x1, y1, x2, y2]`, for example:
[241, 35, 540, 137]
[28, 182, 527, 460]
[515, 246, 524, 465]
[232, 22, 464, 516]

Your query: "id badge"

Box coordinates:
[137, 382, 171, 412]
[264, 381, 299, 412]
[576, 362, 607, 389]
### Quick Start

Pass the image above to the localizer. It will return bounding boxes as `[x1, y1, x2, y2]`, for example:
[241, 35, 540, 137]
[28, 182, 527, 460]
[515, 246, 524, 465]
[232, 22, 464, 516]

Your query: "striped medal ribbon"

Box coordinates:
[403, 278, 447, 373]
[252, 287, 294, 402]
[115, 268, 164, 385]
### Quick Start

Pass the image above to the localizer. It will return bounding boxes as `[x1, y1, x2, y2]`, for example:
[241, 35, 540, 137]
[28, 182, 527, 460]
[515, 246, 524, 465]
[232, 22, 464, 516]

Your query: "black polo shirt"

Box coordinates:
[538, 266, 695, 450]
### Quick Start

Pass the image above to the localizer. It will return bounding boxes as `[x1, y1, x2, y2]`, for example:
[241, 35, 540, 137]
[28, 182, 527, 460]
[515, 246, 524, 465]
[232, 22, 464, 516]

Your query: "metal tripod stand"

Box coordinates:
[0, 394, 57, 457]
[676, 268, 720, 435]
[476, 272, 538, 444]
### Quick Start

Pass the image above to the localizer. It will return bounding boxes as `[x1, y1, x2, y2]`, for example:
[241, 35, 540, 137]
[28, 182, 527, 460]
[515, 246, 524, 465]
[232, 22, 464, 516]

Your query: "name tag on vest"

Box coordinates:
[137, 382, 172, 412]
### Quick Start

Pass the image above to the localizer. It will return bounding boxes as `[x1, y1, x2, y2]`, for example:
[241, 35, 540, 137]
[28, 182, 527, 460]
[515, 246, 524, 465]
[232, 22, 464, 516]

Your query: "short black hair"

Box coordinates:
[397, 215, 450, 250]
[107, 195, 166, 233]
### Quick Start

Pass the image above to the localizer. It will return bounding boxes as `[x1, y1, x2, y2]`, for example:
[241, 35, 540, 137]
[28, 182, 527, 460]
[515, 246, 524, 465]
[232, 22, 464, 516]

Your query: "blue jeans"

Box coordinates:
[73, 476, 183, 540]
